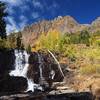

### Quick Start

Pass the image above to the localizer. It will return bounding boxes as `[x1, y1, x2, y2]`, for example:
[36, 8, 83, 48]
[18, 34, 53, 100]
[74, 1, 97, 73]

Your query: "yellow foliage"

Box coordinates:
[33, 30, 61, 51]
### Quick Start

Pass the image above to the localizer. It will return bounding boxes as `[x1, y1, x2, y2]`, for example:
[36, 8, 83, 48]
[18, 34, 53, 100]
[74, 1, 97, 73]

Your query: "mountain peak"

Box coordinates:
[92, 17, 100, 25]
[21, 16, 100, 47]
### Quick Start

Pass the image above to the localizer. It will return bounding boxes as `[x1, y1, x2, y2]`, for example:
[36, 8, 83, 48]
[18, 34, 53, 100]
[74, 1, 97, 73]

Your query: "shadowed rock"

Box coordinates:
[0, 76, 27, 93]
[27, 51, 64, 90]
[0, 49, 15, 78]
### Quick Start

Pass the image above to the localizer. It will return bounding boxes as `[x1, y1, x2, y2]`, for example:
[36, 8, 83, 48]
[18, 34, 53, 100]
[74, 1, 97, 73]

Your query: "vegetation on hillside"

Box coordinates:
[31, 30, 100, 75]
[0, 32, 24, 49]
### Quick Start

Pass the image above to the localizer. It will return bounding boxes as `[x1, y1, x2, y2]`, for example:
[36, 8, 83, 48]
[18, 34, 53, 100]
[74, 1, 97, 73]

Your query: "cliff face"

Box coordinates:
[90, 17, 100, 33]
[21, 16, 100, 47]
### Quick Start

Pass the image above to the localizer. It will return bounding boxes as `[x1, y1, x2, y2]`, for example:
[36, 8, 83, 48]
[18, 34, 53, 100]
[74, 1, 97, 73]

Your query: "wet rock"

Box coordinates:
[50, 64, 64, 82]
[46, 92, 93, 100]
[27, 52, 40, 84]
[27, 51, 64, 89]
[28, 52, 38, 64]
[0, 92, 93, 100]
[0, 76, 27, 93]
[0, 49, 15, 77]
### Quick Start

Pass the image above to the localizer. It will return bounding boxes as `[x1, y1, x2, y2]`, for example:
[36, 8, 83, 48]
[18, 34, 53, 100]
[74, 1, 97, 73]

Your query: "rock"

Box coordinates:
[0, 49, 15, 77]
[0, 91, 93, 100]
[47, 92, 93, 100]
[0, 76, 27, 93]
[27, 51, 64, 89]
[21, 16, 100, 47]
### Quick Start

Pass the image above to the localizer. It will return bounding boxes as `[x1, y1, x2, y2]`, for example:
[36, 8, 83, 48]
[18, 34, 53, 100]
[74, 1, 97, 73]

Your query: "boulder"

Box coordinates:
[0, 76, 27, 93]
[0, 49, 15, 77]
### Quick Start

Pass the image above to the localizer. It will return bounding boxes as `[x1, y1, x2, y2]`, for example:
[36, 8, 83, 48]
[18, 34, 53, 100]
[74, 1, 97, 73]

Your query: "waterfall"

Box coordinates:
[9, 49, 28, 77]
[49, 70, 55, 79]
[48, 50, 64, 78]
[37, 53, 43, 79]
[9, 49, 42, 92]
[9, 49, 30, 77]
[37, 52, 46, 85]
[9, 49, 63, 92]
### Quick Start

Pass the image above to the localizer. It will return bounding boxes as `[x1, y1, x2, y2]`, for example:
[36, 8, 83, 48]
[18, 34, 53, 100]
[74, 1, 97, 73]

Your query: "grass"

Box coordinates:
[79, 64, 100, 75]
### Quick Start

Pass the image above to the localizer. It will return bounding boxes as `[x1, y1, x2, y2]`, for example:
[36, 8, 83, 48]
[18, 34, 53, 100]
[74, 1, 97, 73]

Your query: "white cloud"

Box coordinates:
[48, 1, 59, 10]
[19, 15, 28, 29]
[6, 6, 14, 15]
[6, 16, 19, 34]
[0, 0, 28, 33]
[0, 0, 43, 33]
[20, 15, 27, 21]
[6, 15, 28, 34]
[32, 12, 39, 19]
[6, 24, 19, 35]
[20, 5, 30, 12]
[1, 0, 23, 6]
[32, 0, 43, 9]
[52, 2, 59, 8]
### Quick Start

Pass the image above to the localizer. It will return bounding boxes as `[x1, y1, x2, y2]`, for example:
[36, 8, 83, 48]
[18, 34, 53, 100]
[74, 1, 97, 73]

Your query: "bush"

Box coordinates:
[26, 44, 31, 53]
[79, 31, 90, 46]
[63, 45, 76, 61]
[80, 65, 100, 75]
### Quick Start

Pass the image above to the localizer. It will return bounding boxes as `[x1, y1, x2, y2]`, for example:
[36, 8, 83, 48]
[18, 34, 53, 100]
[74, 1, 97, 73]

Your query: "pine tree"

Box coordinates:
[16, 32, 22, 49]
[0, 1, 7, 39]
[79, 30, 90, 46]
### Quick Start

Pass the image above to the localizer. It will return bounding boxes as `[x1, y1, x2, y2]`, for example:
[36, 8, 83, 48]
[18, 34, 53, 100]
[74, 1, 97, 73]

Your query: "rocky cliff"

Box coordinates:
[21, 16, 100, 47]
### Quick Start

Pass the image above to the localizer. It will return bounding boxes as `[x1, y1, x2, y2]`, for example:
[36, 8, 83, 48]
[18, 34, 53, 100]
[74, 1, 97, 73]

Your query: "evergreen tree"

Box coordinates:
[27, 44, 31, 53]
[0, 1, 7, 39]
[16, 32, 22, 49]
[79, 30, 90, 46]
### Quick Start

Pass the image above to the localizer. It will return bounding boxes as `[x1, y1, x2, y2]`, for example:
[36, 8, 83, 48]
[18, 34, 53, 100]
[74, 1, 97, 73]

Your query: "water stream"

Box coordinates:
[9, 49, 42, 92]
[9, 49, 63, 92]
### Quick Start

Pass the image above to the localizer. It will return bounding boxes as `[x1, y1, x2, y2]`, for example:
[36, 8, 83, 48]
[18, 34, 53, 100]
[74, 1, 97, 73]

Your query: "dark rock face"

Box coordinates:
[27, 51, 64, 89]
[0, 49, 28, 93]
[27, 52, 40, 84]
[0, 49, 15, 78]
[50, 64, 64, 82]
[0, 76, 27, 93]
[46, 92, 93, 100]
[0, 49, 64, 93]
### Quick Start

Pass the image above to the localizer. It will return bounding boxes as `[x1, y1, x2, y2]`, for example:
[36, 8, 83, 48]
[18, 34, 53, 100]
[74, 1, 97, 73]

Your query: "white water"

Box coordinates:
[9, 49, 62, 92]
[48, 50, 64, 78]
[9, 49, 28, 77]
[37, 53, 43, 79]
[9, 49, 42, 92]
[37, 53, 46, 86]
[50, 70, 55, 79]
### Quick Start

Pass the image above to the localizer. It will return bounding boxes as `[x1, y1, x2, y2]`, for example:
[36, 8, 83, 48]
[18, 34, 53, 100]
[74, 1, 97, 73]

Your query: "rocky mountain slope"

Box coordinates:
[21, 16, 100, 47]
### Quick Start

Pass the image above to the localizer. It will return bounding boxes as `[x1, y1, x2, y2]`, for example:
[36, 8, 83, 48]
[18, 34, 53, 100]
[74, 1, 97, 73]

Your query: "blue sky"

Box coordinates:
[0, 0, 100, 34]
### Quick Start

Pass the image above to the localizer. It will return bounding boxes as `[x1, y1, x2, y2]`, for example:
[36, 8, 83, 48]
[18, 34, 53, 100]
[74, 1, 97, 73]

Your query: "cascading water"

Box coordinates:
[49, 70, 55, 80]
[9, 49, 63, 92]
[9, 49, 29, 90]
[9, 49, 29, 77]
[37, 52, 49, 89]
[9, 49, 42, 92]
[37, 53, 45, 84]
